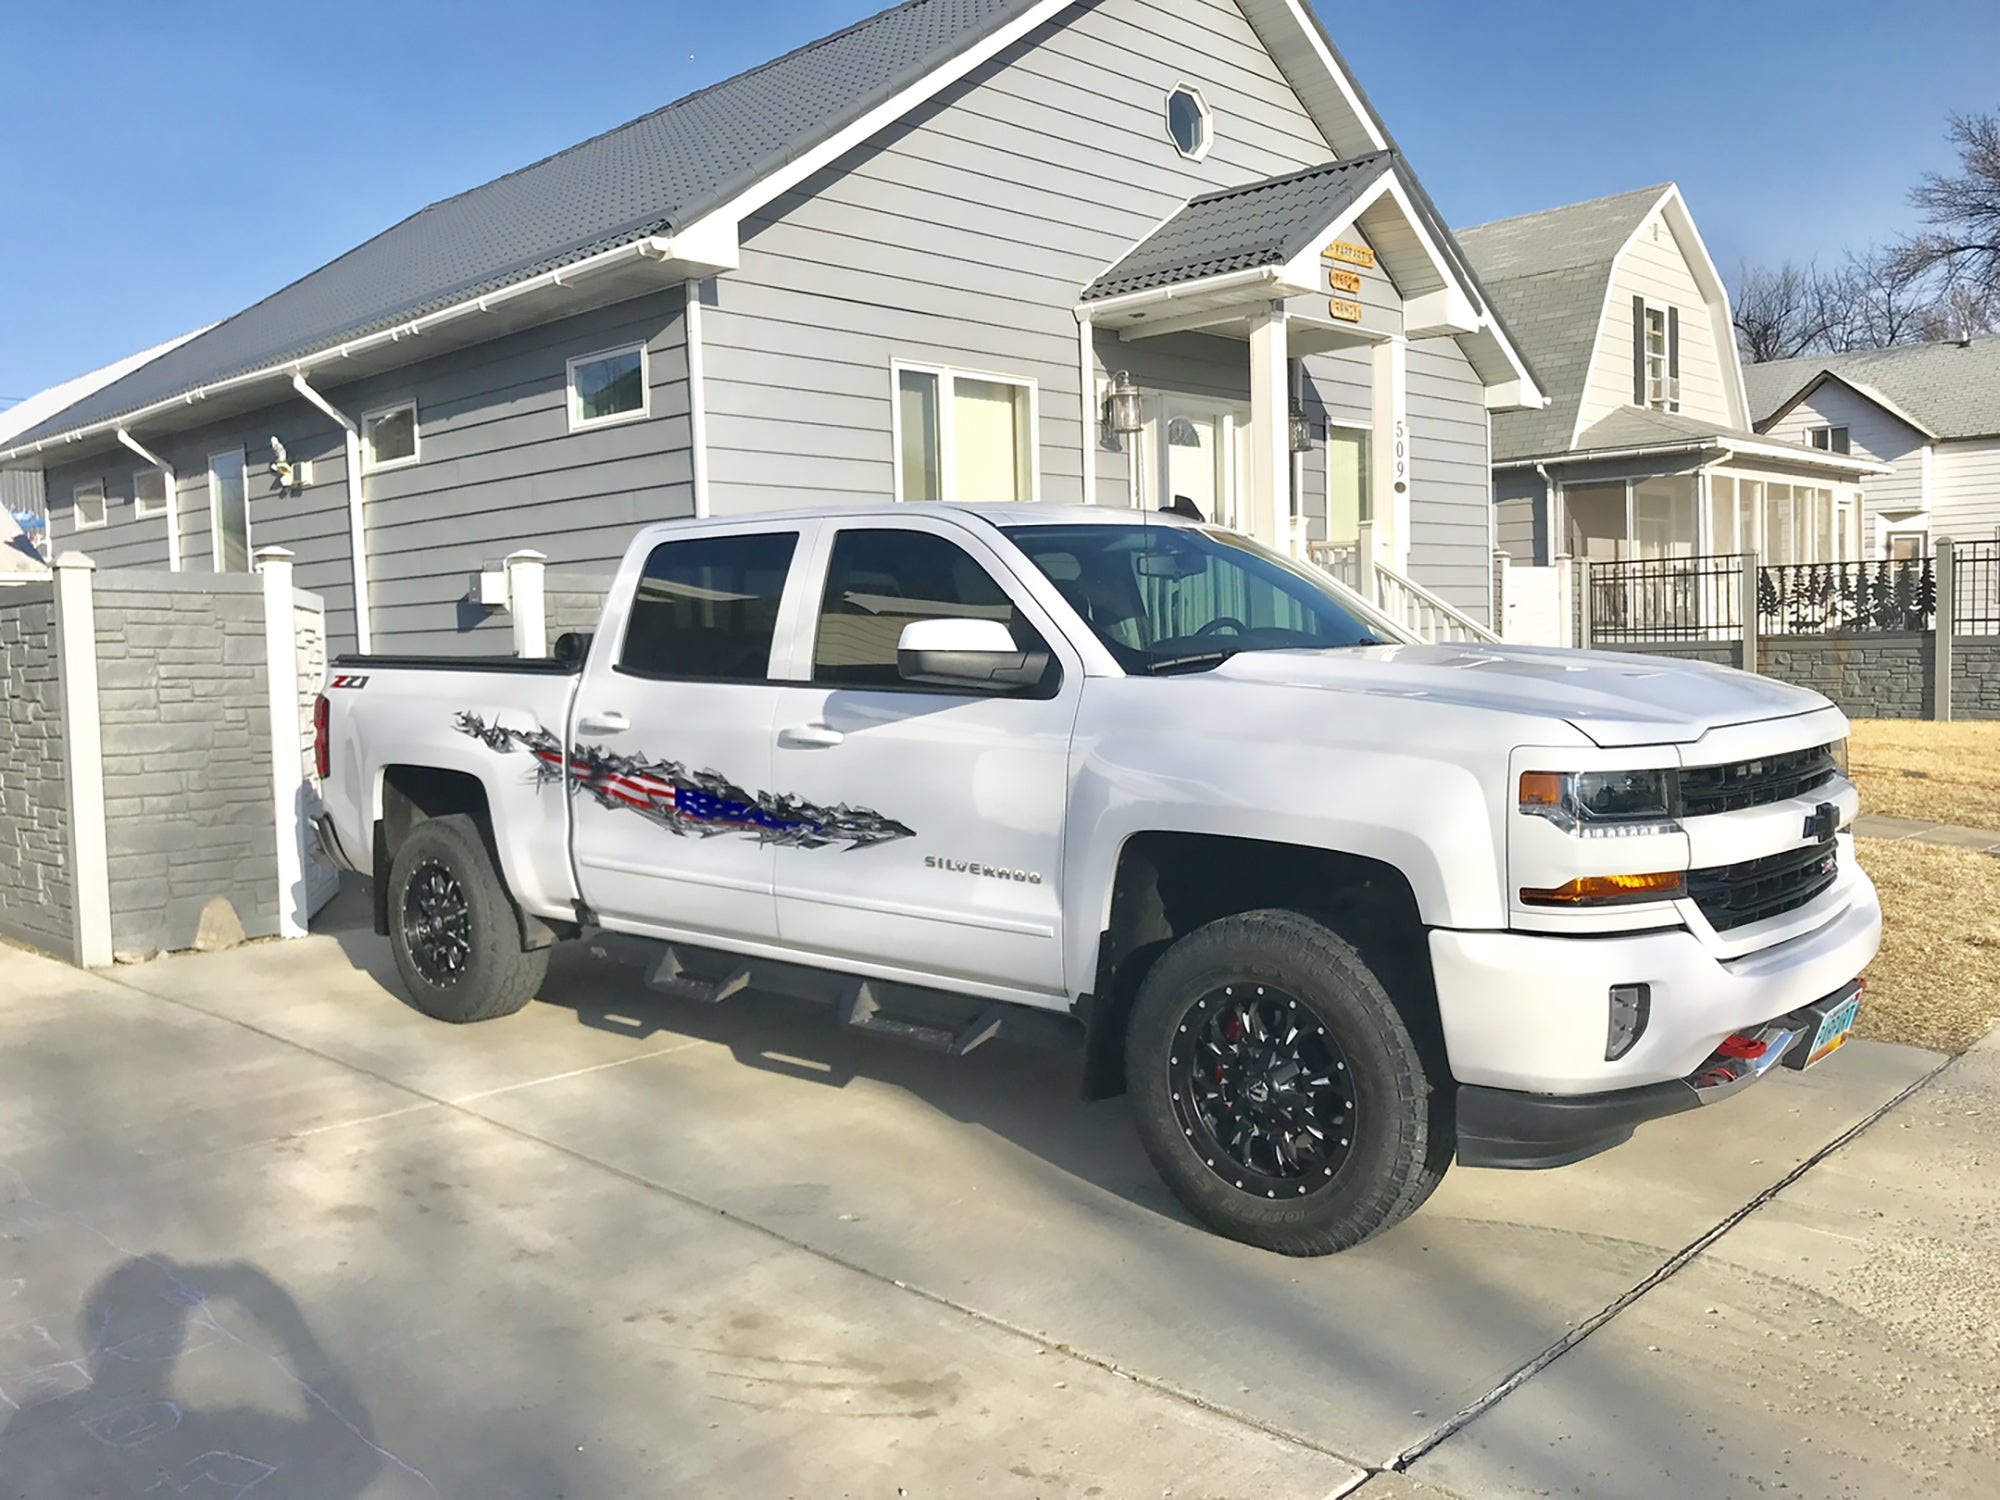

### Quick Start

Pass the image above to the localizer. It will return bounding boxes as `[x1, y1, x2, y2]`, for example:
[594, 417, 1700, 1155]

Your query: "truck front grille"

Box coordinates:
[1689, 838, 1839, 932]
[1680, 743, 1840, 818]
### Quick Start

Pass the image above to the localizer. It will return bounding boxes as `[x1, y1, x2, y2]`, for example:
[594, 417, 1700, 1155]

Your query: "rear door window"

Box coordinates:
[618, 531, 798, 681]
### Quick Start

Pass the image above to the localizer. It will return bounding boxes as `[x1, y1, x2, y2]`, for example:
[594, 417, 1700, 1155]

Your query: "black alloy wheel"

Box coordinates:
[1169, 984, 1357, 1198]
[402, 861, 473, 987]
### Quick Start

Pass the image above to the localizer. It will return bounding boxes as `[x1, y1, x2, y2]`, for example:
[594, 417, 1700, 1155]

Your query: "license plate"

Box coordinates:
[1797, 989, 1861, 1070]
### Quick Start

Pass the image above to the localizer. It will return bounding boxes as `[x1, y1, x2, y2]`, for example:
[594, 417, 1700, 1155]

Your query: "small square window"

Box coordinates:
[73, 479, 107, 531]
[569, 344, 648, 429]
[134, 468, 168, 518]
[1166, 85, 1212, 161]
[1807, 424, 1850, 455]
[363, 403, 419, 469]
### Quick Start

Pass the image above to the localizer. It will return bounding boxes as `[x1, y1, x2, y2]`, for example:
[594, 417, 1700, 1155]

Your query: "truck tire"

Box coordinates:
[1126, 909, 1451, 1255]
[386, 814, 547, 1024]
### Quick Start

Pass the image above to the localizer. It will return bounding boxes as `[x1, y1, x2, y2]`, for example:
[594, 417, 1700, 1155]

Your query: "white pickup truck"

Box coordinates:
[314, 504, 1880, 1255]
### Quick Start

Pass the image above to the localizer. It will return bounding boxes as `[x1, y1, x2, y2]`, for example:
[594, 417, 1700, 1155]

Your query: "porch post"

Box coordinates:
[1370, 334, 1408, 570]
[1247, 303, 1289, 549]
[1076, 314, 1096, 507]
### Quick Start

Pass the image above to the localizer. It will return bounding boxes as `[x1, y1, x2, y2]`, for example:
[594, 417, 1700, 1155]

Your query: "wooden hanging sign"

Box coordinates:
[1328, 297, 1363, 323]
[1328, 267, 1363, 294]
[1325, 240, 1375, 269]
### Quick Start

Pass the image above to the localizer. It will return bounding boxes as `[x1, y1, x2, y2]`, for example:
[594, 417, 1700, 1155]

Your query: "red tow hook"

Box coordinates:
[1714, 1033, 1768, 1060]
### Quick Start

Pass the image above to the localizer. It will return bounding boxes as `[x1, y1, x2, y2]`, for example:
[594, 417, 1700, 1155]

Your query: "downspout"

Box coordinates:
[1534, 461, 1557, 564]
[684, 280, 712, 519]
[291, 374, 372, 653]
[116, 428, 179, 572]
[1076, 313, 1096, 506]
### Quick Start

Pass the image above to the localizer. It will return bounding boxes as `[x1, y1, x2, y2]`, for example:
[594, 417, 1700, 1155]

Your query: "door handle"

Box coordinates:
[777, 724, 845, 750]
[576, 711, 630, 735]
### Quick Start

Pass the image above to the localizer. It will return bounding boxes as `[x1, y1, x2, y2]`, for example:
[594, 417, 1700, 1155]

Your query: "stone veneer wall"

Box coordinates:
[0, 583, 73, 956]
[93, 572, 279, 954]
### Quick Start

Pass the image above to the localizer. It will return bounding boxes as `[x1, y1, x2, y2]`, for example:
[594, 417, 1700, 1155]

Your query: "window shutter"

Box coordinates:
[1666, 307, 1680, 407]
[1632, 296, 1647, 405]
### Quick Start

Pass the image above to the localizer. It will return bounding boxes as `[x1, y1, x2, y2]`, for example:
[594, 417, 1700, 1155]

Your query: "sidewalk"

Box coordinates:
[1853, 811, 2000, 854]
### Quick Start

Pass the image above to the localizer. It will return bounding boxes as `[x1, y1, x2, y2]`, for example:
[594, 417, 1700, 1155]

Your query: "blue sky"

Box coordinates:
[3, 0, 1995, 405]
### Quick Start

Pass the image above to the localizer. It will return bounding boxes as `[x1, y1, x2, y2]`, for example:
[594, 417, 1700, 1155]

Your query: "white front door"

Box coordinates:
[770, 517, 1078, 999]
[1156, 401, 1251, 530]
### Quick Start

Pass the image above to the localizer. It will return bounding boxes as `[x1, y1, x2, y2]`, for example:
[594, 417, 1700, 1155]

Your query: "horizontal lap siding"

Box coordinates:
[703, 0, 1334, 517]
[1757, 381, 1930, 522]
[1933, 436, 2000, 541]
[1406, 337, 1493, 621]
[41, 289, 690, 656]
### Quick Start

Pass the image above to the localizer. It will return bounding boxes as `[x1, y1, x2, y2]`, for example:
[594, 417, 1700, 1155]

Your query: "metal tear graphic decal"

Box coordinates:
[455, 713, 915, 850]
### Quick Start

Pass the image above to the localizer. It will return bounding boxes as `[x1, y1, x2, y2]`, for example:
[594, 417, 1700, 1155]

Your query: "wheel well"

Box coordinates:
[372, 765, 560, 951]
[1079, 832, 1439, 1100]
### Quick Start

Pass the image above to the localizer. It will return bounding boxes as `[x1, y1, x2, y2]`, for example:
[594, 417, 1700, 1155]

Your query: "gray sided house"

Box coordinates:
[1457, 185, 1880, 570]
[1746, 336, 2000, 557]
[2, 0, 1541, 655]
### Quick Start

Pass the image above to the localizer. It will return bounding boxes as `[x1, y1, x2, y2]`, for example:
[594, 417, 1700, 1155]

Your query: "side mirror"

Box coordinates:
[896, 617, 1049, 690]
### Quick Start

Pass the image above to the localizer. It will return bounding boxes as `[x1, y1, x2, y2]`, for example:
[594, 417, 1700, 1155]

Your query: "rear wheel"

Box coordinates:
[387, 814, 546, 1023]
[1126, 908, 1451, 1255]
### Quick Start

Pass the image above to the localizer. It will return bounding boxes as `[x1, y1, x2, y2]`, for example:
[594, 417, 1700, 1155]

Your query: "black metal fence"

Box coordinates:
[1757, 557, 1934, 634]
[1957, 540, 2000, 635]
[1587, 554, 1743, 642]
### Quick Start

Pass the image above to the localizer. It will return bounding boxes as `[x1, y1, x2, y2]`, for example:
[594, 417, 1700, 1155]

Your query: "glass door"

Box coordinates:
[1156, 401, 1250, 529]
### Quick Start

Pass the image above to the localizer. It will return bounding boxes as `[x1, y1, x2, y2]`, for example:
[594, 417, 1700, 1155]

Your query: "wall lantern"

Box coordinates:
[1106, 370, 1144, 438]
[1289, 400, 1312, 455]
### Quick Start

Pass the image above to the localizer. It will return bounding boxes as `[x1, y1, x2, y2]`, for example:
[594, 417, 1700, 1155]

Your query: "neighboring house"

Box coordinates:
[0, 329, 205, 563]
[1746, 336, 2000, 556]
[0, 0, 1539, 655]
[1456, 185, 1880, 568]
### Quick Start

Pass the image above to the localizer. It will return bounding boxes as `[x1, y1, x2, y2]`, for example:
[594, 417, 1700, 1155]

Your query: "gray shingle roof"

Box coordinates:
[11, 0, 1043, 450]
[1744, 336, 2000, 440]
[1456, 186, 1668, 462]
[1560, 406, 1879, 473]
[1079, 153, 1395, 302]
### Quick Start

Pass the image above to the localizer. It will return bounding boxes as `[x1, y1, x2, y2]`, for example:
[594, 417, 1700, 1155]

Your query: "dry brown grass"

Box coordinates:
[1856, 836, 2000, 1054]
[1848, 719, 2000, 829]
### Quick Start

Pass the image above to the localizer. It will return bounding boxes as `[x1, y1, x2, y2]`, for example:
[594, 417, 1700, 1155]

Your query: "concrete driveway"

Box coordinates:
[0, 917, 1990, 1499]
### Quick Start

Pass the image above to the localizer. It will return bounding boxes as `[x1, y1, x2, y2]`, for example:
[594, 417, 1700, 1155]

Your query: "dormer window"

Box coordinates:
[1166, 85, 1212, 161]
[1634, 297, 1679, 412]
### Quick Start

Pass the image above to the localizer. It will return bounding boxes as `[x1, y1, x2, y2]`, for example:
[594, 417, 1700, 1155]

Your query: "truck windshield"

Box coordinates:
[1004, 523, 1391, 674]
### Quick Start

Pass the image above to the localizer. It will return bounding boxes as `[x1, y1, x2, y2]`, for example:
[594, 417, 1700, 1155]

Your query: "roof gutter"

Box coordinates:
[1496, 437, 1889, 477]
[1075, 264, 1289, 320]
[291, 375, 372, 654]
[1, 234, 688, 466]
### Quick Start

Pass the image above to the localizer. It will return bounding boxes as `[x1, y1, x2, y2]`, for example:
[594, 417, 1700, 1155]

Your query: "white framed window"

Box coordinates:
[1165, 84, 1213, 161]
[133, 467, 168, 518]
[891, 362, 1038, 503]
[362, 401, 420, 470]
[1806, 424, 1850, 455]
[72, 479, 107, 531]
[567, 342, 649, 430]
[1886, 528, 1927, 562]
[1642, 303, 1676, 411]
[209, 448, 250, 573]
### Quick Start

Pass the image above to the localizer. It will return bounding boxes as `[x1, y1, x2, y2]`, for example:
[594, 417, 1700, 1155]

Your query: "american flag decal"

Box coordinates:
[454, 712, 915, 851]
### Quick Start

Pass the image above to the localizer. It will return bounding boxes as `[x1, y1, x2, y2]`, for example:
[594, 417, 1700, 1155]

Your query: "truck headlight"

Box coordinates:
[1829, 738, 1849, 778]
[1519, 769, 1680, 838]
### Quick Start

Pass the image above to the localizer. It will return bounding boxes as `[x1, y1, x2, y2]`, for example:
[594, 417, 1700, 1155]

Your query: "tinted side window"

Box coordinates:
[813, 528, 1034, 690]
[619, 531, 798, 680]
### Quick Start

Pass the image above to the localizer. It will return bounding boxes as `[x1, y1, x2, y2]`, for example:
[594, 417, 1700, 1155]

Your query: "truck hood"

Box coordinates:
[1210, 642, 1831, 748]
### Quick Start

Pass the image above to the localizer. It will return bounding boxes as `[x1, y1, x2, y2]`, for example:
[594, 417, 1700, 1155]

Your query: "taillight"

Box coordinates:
[313, 694, 331, 779]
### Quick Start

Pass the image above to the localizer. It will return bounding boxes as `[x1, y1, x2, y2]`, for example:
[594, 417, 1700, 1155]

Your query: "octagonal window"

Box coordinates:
[1166, 85, 1211, 161]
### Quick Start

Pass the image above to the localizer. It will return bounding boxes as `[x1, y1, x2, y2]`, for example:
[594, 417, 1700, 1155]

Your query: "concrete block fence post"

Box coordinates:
[1740, 551, 1760, 677]
[506, 549, 548, 659]
[257, 547, 309, 938]
[51, 552, 111, 968]
[1935, 536, 1954, 722]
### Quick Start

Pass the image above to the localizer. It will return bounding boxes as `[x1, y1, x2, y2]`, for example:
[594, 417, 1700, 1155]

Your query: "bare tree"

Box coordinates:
[1731, 260, 1842, 362]
[1839, 246, 1940, 348]
[1896, 111, 2000, 307]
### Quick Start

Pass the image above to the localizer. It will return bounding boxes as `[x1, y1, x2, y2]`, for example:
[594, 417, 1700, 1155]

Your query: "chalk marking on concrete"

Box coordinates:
[448, 1037, 709, 1103]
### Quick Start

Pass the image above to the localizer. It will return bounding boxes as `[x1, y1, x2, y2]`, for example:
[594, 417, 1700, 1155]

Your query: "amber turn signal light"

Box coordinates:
[1520, 871, 1686, 906]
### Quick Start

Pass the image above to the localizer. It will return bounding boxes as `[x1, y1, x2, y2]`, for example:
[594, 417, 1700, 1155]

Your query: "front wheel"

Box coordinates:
[386, 814, 547, 1023]
[1125, 909, 1452, 1255]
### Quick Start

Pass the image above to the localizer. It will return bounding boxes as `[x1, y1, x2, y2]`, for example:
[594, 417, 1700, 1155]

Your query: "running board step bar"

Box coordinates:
[588, 933, 1078, 1055]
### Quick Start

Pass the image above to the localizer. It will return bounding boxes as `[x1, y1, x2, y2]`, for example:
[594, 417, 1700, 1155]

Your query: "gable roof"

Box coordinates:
[0, 328, 207, 449]
[1745, 336, 2000, 441]
[1081, 153, 1397, 301]
[6, 0, 1048, 453]
[1455, 186, 1667, 462]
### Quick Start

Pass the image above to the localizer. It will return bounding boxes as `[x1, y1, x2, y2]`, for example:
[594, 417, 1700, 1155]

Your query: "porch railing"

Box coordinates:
[1304, 542, 1500, 644]
[1588, 553, 1744, 643]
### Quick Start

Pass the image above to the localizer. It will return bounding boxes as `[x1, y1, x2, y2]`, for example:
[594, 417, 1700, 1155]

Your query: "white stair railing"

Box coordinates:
[1371, 562, 1501, 643]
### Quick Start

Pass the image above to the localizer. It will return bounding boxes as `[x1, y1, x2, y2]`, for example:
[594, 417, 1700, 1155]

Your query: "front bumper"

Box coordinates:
[1457, 984, 1858, 1168]
[1429, 862, 1880, 1094]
